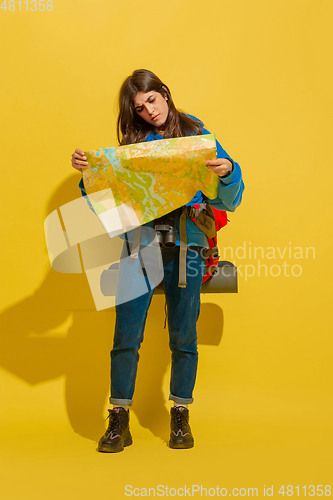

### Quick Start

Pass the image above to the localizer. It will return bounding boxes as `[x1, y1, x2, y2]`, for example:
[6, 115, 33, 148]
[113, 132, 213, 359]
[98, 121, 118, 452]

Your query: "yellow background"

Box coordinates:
[1, 0, 332, 498]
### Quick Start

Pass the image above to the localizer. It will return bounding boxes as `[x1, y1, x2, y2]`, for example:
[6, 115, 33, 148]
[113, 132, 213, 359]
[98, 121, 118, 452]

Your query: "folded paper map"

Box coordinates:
[82, 134, 218, 237]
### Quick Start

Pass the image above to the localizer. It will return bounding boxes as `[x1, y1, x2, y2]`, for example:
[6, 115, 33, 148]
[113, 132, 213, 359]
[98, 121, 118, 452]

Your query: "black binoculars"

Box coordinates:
[153, 213, 176, 247]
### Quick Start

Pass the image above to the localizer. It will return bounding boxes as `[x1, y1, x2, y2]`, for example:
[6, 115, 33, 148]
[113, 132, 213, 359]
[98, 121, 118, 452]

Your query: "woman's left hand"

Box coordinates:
[205, 158, 233, 178]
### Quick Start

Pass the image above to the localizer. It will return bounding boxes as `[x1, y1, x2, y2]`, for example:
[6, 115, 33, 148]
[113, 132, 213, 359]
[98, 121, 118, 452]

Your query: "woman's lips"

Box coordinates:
[152, 114, 160, 121]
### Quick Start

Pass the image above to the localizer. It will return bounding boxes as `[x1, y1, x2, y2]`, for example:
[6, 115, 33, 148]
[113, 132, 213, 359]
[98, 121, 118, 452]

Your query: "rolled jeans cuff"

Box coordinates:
[109, 397, 133, 406]
[169, 393, 194, 405]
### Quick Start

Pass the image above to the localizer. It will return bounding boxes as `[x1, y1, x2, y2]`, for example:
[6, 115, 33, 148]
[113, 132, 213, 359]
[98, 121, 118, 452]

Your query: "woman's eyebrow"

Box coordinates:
[134, 95, 154, 109]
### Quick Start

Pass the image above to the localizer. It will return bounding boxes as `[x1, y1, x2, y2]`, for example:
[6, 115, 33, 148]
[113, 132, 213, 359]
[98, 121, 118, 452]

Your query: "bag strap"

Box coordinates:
[205, 246, 219, 258]
[184, 203, 217, 240]
[152, 199, 217, 288]
[130, 226, 141, 259]
[178, 207, 188, 288]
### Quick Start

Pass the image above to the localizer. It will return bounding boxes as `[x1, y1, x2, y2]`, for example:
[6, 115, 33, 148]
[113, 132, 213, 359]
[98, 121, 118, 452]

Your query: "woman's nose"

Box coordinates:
[146, 103, 154, 114]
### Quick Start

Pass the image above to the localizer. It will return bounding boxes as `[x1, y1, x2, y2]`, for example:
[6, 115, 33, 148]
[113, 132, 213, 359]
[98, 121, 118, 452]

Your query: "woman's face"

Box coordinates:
[133, 90, 169, 128]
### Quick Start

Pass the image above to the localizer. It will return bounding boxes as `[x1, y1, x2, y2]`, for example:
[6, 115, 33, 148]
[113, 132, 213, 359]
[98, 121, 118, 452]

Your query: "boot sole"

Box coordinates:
[97, 433, 133, 453]
[169, 438, 194, 449]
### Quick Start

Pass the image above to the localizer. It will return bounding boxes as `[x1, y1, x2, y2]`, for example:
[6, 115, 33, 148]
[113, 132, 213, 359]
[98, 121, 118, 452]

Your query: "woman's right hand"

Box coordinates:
[71, 148, 89, 171]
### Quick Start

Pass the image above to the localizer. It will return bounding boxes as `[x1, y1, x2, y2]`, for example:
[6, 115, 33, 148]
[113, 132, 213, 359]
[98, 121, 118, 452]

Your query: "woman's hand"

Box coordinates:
[205, 158, 233, 178]
[71, 148, 89, 172]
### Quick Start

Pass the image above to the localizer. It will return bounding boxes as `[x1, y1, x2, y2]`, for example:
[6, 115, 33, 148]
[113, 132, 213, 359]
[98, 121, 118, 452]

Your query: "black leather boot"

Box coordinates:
[97, 408, 133, 453]
[169, 406, 194, 449]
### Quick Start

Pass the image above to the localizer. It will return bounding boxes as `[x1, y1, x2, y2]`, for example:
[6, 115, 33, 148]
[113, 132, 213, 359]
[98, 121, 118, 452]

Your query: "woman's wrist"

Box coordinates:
[219, 161, 234, 178]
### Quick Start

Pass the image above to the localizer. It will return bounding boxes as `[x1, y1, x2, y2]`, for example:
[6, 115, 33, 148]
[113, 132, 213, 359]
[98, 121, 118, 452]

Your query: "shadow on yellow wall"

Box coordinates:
[0, 176, 223, 444]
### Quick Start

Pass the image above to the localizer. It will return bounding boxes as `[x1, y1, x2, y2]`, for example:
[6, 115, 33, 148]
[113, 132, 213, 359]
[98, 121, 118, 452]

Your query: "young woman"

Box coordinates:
[71, 69, 244, 452]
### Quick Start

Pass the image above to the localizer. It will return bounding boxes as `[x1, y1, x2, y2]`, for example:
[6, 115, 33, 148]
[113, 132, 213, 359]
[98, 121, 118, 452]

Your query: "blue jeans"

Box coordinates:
[109, 245, 205, 406]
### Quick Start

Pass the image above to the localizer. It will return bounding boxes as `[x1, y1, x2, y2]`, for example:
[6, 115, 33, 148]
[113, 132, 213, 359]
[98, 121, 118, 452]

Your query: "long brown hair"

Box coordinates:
[117, 69, 203, 145]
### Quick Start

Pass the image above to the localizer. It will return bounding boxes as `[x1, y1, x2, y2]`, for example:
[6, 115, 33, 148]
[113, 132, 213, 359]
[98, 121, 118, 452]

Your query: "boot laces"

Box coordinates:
[173, 408, 189, 436]
[105, 410, 121, 438]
